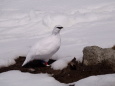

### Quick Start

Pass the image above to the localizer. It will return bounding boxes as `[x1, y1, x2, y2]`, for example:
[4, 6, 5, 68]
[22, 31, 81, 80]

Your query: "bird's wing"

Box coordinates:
[34, 35, 60, 55]
[24, 35, 60, 64]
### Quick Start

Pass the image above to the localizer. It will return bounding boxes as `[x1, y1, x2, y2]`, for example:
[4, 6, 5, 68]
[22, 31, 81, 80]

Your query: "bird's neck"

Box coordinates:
[52, 28, 60, 35]
[52, 32, 60, 35]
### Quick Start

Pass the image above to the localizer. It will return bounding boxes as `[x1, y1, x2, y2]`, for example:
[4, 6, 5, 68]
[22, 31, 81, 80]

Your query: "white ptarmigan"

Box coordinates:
[22, 25, 63, 66]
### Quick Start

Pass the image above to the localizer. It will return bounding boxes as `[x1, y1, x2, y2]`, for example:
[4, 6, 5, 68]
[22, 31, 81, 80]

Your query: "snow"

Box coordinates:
[72, 74, 115, 86]
[0, 70, 66, 86]
[0, 0, 115, 85]
[51, 57, 73, 70]
[0, 71, 115, 86]
[43, 13, 76, 28]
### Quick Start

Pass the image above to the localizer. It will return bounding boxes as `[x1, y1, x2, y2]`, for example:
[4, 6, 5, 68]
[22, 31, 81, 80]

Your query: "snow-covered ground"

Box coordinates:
[0, 70, 66, 86]
[0, 0, 115, 86]
[0, 70, 115, 86]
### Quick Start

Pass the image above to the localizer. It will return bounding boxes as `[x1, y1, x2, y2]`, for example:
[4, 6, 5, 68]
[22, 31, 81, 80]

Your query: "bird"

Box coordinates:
[22, 25, 63, 67]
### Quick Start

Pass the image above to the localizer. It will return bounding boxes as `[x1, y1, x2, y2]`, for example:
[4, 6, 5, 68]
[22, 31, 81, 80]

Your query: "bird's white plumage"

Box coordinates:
[22, 25, 63, 66]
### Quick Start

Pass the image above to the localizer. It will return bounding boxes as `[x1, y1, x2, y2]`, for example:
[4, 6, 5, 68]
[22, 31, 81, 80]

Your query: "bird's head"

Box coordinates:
[52, 25, 63, 35]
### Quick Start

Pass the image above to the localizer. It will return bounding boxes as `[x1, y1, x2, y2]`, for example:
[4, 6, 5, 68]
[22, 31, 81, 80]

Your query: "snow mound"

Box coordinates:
[0, 57, 15, 68]
[0, 70, 115, 86]
[0, 70, 66, 86]
[73, 74, 115, 86]
[51, 57, 73, 70]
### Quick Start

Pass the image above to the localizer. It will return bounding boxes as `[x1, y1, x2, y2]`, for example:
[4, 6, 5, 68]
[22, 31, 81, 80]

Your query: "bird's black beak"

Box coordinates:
[57, 27, 63, 29]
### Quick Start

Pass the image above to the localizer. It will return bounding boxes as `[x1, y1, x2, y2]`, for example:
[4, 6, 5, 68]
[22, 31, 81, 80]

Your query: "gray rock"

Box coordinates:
[83, 46, 115, 70]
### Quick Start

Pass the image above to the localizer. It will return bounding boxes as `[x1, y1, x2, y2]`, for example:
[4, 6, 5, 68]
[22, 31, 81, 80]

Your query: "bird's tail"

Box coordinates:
[22, 58, 29, 66]
[22, 60, 27, 66]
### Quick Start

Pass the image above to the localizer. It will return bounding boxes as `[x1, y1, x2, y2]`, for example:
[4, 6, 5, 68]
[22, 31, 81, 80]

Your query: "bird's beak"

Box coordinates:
[57, 27, 63, 29]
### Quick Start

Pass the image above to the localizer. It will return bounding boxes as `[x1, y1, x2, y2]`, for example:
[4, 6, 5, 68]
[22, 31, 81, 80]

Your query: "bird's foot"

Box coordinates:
[45, 62, 50, 66]
[41, 60, 50, 66]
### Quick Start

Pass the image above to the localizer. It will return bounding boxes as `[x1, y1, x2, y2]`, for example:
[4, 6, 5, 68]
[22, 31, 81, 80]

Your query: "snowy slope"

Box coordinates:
[0, 0, 115, 67]
[0, 0, 115, 86]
